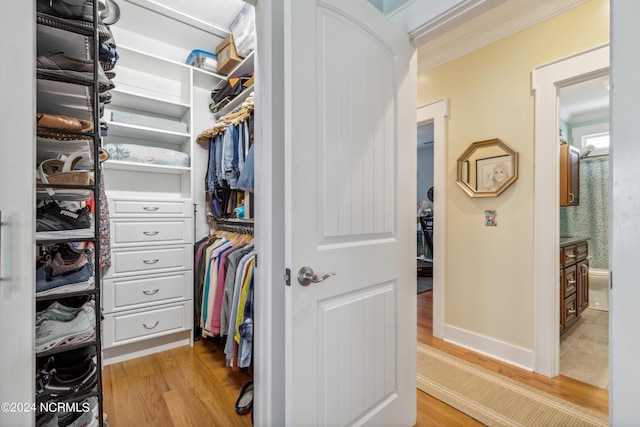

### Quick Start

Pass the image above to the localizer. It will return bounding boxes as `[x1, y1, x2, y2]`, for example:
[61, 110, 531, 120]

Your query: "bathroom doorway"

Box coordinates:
[416, 100, 448, 339]
[417, 121, 434, 292]
[558, 75, 610, 389]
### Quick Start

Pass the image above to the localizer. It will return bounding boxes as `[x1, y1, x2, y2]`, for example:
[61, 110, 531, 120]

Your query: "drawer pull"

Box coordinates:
[143, 231, 159, 236]
[566, 253, 576, 258]
[143, 259, 160, 264]
[567, 309, 576, 314]
[143, 289, 160, 296]
[143, 321, 160, 330]
[143, 206, 159, 211]
[568, 279, 576, 284]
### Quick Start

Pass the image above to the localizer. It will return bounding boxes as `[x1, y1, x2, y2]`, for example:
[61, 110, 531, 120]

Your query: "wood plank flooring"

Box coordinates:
[102, 290, 608, 426]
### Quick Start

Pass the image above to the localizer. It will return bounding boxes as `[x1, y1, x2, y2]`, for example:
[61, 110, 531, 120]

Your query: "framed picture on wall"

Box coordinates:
[476, 155, 511, 192]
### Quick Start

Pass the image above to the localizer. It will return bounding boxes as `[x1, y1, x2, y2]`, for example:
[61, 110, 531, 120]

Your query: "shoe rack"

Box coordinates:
[35, 2, 107, 426]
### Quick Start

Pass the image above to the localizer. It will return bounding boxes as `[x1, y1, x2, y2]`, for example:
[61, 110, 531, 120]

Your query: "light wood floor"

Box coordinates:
[103, 290, 608, 426]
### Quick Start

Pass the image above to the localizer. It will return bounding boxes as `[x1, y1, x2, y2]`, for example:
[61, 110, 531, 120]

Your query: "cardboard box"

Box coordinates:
[215, 34, 243, 75]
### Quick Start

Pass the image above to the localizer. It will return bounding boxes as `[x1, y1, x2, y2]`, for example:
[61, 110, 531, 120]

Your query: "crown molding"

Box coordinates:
[416, 0, 588, 72]
[568, 107, 609, 124]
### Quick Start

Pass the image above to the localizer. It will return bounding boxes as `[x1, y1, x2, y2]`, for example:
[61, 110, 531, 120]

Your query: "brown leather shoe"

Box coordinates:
[37, 113, 93, 140]
[37, 113, 93, 132]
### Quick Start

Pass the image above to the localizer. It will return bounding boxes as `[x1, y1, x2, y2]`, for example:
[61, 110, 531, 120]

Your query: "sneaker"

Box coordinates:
[36, 412, 58, 427]
[36, 263, 94, 296]
[36, 310, 95, 352]
[36, 358, 98, 401]
[37, 301, 94, 326]
[37, 202, 92, 232]
[50, 251, 88, 277]
[37, 52, 114, 92]
[57, 396, 98, 427]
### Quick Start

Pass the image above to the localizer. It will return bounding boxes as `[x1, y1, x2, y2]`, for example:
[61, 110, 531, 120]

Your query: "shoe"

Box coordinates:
[36, 310, 95, 352]
[36, 412, 59, 427]
[56, 396, 98, 427]
[37, 301, 94, 326]
[36, 358, 98, 402]
[50, 251, 87, 277]
[37, 52, 114, 92]
[36, 262, 94, 296]
[82, 0, 121, 25]
[36, 0, 120, 26]
[235, 380, 253, 415]
[37, 201, 92, 232]
[37, 112, 93, 135]
[99, 90, 112, 104]
[37, 154, 94, 194]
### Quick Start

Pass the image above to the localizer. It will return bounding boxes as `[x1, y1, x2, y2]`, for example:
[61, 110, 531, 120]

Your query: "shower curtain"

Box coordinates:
[560, 156, 609, 269]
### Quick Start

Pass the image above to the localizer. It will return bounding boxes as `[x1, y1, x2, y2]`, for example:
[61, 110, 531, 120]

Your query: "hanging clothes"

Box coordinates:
[197, 98, 254, 223]
[193, 229, 255, 369]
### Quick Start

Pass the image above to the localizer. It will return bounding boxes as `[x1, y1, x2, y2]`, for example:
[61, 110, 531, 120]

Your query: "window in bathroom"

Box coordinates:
[572, 122, 610, 158]
[582, 132, 609, 153]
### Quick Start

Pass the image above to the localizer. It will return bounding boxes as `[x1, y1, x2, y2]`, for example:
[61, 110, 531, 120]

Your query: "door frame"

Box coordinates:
[531, 44, 609, 376]
[254, 0, 287, 425]
[417, 99, 448, 338]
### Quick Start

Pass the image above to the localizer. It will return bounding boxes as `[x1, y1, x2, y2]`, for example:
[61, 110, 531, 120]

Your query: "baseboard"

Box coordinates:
[102, 330, 192, 365]
[443, 324, 534, 371]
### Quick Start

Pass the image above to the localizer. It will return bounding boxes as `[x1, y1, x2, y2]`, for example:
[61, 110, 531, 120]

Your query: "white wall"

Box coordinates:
[610, 0, 640, 423]
[0, 3, 35, 426]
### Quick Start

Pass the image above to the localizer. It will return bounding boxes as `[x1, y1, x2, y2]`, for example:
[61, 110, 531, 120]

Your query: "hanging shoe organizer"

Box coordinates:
[34, 1, 119, 425]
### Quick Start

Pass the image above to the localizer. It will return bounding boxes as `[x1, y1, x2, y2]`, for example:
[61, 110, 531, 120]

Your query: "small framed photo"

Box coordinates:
[476, 155, 512, 192]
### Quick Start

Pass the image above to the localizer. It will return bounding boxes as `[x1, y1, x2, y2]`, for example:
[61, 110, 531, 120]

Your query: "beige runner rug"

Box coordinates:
[416, 343, 608, 427]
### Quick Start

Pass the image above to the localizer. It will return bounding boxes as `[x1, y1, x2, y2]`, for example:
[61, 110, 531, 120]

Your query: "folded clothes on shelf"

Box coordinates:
[104, 143, 190, 167]
[110, 110, 188, 133]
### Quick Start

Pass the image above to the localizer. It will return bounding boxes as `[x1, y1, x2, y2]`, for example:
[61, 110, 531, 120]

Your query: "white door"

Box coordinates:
[0, 3, 36, 425]
[284, 1, 417, 425]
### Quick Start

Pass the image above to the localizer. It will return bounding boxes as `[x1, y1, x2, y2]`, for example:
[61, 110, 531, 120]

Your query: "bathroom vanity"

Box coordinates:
[560, 237, 589, 334]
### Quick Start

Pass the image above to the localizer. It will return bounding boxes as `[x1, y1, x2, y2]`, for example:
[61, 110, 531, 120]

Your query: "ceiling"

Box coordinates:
[130, 0, 606, 129]
[559, 75, 610, 123]
[148, 0, 246, 32]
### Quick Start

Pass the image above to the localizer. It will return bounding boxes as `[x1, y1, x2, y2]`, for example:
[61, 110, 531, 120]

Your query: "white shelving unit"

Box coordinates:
[101, 44, 226, 364]
[101, 14, 256, 361]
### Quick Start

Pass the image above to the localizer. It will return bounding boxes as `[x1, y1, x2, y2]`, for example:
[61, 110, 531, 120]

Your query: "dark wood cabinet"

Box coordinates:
[560, 144, 580, 206]
[560, 240, 589, 334]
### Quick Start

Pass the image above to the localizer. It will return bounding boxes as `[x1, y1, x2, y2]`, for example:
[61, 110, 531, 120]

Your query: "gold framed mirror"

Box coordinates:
[456, 138, 519, 197]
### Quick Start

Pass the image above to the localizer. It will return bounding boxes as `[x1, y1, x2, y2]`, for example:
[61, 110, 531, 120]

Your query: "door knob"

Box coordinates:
[297, 266, 335, 286]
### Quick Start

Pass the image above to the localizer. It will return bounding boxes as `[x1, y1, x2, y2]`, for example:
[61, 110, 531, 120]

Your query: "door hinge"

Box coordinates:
[284, 268, 291, 286]
[254, 253, 258, 268]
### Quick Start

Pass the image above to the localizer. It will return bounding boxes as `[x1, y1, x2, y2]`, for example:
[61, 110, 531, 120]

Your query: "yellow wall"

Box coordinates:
[419, 0, 609, 349]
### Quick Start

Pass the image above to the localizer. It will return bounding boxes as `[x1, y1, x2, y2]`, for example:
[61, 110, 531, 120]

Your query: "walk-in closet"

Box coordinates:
[102, 0, 258, 424]
[31, 0, 258, 425]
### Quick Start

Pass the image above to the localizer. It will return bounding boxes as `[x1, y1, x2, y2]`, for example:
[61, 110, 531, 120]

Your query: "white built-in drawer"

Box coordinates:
[105, 244, 192, 277]
[103, 300, 192, 348]
[103, 270, 193, 313]
[110, 199, 190, 216]
[111, 218, 193, 247]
